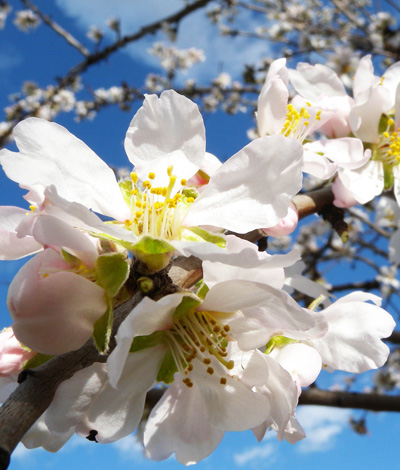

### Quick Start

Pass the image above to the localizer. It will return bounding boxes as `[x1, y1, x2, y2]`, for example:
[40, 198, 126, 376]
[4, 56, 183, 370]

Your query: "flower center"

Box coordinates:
[281, 102, 321, 143]
[164, 310, 234, 388]
[120, 165, 197, 240]
[376, 118, 400, 166]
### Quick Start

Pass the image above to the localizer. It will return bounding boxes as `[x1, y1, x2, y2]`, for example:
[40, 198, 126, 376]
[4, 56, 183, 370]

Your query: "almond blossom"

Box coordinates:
[0, 90, 303, 272]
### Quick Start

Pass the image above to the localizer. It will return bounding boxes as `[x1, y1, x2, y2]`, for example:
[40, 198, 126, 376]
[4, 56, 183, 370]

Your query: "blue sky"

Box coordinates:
[1, 2, 399, 469]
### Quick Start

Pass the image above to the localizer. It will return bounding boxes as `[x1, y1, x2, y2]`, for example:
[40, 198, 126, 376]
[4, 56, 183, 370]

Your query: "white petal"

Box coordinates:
[185, 136, 303, 232]
[289, 62, 346, 99]
[339, 160, 384, 204]
[45, 363, 108, 434]
[144, 381, 224, 465]
[271, 343, 322, 387]
[257, 78, 289, 136]
[80, 348, 165, 443]
[22, 414, 73, 452]
[125, 90, 206, 186]
[307, 293, 395, 372]
[0, 206, 42, 260]
[0, 118, 129, 220]
[108, 294, 184, 387]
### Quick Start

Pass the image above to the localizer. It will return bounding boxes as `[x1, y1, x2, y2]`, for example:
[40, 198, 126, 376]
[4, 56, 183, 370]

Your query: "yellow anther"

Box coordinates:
[383, 132, 390, 138]
[304, 121, 310, 127]
[306, 101, 311, 107]
[206, 367, 214, 375]
[167, 165, 173, 176]
[220, 377, 227, 385]
[186, 197, 195, 204]
[29, 205, 36, 212]
[148, 172, 155, 180]
[181, 178, 187, 186]
[203, 358, 211, 365]
[130, 172, 138, 184]
[388, 118, 395, 126]
[135, 201, 142, 208]
[124, 219, 132, 226]
[42, 273, 49, 278]
[162, 187, 167, 197]
[143, 180, 151, 189]
[135, 211, 143, 218]
[130, 189, 138, 195]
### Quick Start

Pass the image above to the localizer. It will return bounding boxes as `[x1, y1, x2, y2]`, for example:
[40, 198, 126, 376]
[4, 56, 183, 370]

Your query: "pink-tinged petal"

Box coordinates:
[0, 118, 129, 220]
[107, 294, 184, 387]
[302, 147, 338, 179]
[185, 136, 303, 232]
[144, 381, 225, 465]
[271, 343, 322, 388]
[0, 327, 36, 377]
[332, 177, 358, 208]
[29, 215, 99, 268]
[0, 206, 42, 260]
[125, 90, 206, 187]
[45, 363, 108, 435]
[262, 203, 298, 237]
[289, 62, 346, 99]
[339, 160, 384, 204]
[307, 292, 395, 372]
[257, 78, 289, 136]
[8, 249, 107, 355]
[41, 186, 139, 245]
[78, 347, 165, 443]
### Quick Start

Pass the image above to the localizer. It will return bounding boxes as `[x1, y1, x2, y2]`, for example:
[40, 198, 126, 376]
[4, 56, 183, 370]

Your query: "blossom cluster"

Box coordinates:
[0, 76, 396, 465]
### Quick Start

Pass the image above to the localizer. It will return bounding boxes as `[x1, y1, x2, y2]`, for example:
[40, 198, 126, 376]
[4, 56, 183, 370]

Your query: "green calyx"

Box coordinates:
[132, 236, 175, 272]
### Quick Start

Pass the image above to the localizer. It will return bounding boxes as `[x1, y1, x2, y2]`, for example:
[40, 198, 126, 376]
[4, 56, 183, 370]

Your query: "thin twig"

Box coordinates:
[21, 0, 90, 57]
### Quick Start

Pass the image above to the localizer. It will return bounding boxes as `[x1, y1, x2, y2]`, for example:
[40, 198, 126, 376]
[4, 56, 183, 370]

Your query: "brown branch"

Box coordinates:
[299, 387, 400, 412]
[293, 186, 334, 220]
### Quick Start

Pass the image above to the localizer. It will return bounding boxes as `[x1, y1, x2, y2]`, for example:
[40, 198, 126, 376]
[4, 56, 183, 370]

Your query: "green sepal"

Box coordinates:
[129, 331, 164, 353]
[60, 249, 81, 267]
[157, 350, 178, 384]
[92, 302, 113, 355]
[181, 227, 226, 248]
[383, 163, 395, 190]
[173, 295, 202, 323]
[196, 283, 209, 300]
[265, 335, 297, 354]
[23, 353, 53, 370]
[132, 236, 175, 272]
[94, 252, 130, 298]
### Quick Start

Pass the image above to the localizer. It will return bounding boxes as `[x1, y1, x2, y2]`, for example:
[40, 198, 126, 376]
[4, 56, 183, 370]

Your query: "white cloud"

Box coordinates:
[295, 406, 351, 453]
[234, 442, 275, 467]
[54, 0, 271, 82]
[111, 434, 144, 461]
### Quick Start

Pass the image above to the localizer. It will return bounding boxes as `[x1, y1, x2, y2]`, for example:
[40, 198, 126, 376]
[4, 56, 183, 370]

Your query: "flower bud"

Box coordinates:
[262, 203, 298, 237]
[8, 249, 107, 355]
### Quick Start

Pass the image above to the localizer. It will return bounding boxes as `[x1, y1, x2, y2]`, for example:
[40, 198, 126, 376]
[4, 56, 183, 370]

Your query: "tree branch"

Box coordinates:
[299, 387, 400, 412]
